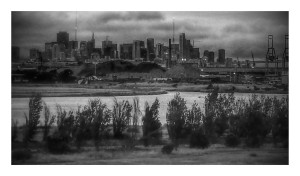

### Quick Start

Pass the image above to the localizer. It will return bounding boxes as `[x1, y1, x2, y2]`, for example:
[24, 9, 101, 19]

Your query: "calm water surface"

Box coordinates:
[11, 92, 288, 125]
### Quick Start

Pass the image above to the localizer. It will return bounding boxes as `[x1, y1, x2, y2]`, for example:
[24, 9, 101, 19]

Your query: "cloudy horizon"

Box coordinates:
[12, 11, 288, 60]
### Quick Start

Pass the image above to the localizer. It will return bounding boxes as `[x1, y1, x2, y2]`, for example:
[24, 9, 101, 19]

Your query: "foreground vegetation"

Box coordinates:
[11, 88, 288, 164]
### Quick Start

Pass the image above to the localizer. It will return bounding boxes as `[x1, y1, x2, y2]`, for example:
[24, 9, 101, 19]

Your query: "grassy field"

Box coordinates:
[12, 82, 287, 98]
[12, 142, 288, 165]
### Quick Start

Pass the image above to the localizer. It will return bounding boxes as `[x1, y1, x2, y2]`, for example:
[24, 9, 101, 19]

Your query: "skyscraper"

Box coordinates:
[52, 44, 60, 60]
[29, 48, 39, 60]
[12, 46, 20, 62]
[218, 49, 225, 64]
[120, 44, 133, 60]
[179, 33, 186, 59]
[156, 43, 164, 58]
[132, 40, 145, 59]
[57, 31, 69, 49]
[147, 38, 155, 61]
[208, 51, 215, 63]
[203, 50, 209, 57]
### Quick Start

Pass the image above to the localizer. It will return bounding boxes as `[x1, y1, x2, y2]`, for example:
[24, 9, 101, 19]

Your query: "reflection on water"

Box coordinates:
[11, 92, 288, 125]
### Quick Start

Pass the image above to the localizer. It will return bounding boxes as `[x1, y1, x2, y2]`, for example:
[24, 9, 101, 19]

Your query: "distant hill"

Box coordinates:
[79, 60, 166, 76]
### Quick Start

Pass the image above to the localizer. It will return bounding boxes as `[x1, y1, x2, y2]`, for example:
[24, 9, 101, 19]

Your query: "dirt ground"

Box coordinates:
[12, 143, 288, 165]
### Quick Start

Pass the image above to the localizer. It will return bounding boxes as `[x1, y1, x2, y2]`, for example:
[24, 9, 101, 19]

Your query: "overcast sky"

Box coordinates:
[12, 11, 288, 60]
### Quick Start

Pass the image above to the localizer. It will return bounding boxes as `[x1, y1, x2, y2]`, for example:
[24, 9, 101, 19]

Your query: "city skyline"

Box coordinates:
[12, 11, 288, 60]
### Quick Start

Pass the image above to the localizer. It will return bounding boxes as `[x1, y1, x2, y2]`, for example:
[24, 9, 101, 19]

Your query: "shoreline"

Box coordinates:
[11, 83, 288, 98]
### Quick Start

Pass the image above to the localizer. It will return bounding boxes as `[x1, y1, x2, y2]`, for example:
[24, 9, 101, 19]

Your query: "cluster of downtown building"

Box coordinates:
[13, 31, 233, 67]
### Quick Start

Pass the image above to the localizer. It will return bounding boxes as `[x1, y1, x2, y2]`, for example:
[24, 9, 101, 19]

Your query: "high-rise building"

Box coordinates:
[147, 38, 155, 61]
[120, 44, 133, 60]
[191, 48, 200, 59]
[208, 51, 215, 63]
[179, 33, 186, 59]
[218, 49, 225, 64]
[12, 46, 20, 62]
[226, 58, 233, 67]
[57, 31, 69, 49]
[186, 39, 192, 59]
[87, 33, 96, 58]
[80, 41, 88, 58]
[156, 43, 164, 58]
[102, 40, 118, 59]
[29, 48, 40, 60]
[171, 44, 179, 60]
[52, 44, 60, 60]
[68, 41, 78, 50]
[132, 40, 145, 59]
[203, 50, 209, 57]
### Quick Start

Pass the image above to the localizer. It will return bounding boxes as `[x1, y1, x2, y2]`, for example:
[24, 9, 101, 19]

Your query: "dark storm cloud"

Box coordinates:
[93, 11, 164, 23]
[11, 11, 288, 59]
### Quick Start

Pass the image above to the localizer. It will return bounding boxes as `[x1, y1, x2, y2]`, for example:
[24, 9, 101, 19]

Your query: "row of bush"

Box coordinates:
[166, 88, 288, 149]
[12, 89, 288, 155]
[12, 94, 162, 154]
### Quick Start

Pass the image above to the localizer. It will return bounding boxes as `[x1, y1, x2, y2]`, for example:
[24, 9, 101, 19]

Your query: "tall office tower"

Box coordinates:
[57, 31, 69, 49]
[147, 38, 155, 61]
[203, 50, 209, 57]
[168, 39, 172, 68]
[52, 44, 60, 60]
[208, 51, 215, 63]
[218, 49, 225, 64]
[156, 43, 164, 58]
[86, 33, 95, 58]
[44, 43, 53, 60]
[171, 44, 179, 60]
[226, 58, 233, 67]
[179, 33, 186, 59]
[80, 41, 88, 58]
[132, 40, 145, 59]
[186, 39, 192, 59]
[120, 43, 133, 60]
[12, 46, 20, 62]
[192, 48, 200, 59]
[29, 48, 39, 60]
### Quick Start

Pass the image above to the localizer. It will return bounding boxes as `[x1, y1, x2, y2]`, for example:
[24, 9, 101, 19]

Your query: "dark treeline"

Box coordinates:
[12, 89, 288, 157]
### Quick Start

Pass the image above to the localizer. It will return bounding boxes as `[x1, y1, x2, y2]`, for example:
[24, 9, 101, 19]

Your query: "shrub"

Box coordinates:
[112, 98, 132, 138]
[271, 97, 288, 147]
[189, 129, 210, 149]
[46, 132, 71, 154]
[225, 133, 240, 147]
[12, 120, 18, 142]
[142, 98, 162, 146]
[23, 94, 43, 143]
[12, 149, 32, 161]
[166, 93, 188, 145]
[161, 144, 174, 154]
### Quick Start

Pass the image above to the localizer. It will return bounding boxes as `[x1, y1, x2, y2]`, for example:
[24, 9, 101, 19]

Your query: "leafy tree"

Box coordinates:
[131, 97, 141, 140]
[142, 98, 162, 146]
[23, 94, 43, 143]
[112, 98, 132, 138]
[166, 93, 187, 145]
[43, 102, 55, 141]
[185, 101, 203, 134]
[55, 105, 75, 141]
[78, 99, 111, 150]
